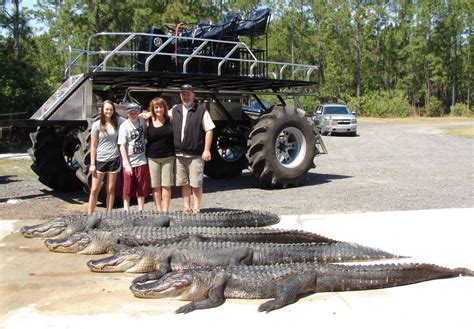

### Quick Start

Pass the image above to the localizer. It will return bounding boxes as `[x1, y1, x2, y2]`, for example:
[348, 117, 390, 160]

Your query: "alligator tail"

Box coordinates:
[454, 268, 474, 277]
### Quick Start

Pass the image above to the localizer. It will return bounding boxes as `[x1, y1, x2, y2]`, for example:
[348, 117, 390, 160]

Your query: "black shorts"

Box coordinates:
[96, 157, 121, 173]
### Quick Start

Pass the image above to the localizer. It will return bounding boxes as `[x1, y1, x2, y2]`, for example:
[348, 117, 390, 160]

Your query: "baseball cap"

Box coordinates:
[126, 102, 141, 112]
[180, 84, 194, 92]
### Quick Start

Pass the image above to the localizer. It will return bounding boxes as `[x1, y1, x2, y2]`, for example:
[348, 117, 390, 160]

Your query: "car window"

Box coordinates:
[323, 107, 350, 115]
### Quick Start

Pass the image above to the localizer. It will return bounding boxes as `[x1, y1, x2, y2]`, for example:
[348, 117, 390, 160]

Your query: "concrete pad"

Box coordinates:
[1, 208, 473, 329]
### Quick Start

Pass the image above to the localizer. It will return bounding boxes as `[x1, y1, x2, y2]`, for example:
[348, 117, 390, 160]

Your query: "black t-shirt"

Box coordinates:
[146, 120, 175, 158]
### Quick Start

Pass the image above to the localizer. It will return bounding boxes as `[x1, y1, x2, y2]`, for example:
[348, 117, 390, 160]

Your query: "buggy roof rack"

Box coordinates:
[90, 71, 316, 93]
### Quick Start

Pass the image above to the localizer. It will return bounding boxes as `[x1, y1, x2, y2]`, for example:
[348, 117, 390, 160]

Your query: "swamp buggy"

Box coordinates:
[26, 8, 326, 196]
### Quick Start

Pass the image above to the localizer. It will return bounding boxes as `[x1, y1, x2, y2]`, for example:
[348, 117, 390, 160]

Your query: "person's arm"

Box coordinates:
[120, 144, 132, 175]
[118, 126, 132, 175]
[202, 129, 213, 161]
[89, 133, 98, 172]
[201, 110, 215, 162]
[139, 111, 152, 120]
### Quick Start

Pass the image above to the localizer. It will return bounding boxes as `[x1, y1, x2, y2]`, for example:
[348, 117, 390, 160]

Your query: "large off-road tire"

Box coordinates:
[74, 124, 92, 191]
[204, 125, 248, 179]
[247, 106, 317, 189]
[29, 126, 83, 191]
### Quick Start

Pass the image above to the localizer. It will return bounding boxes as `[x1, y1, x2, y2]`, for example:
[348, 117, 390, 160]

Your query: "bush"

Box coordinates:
[344, 91, 412, 117]
[450, 103, 472, 117]
[425, 96, 442, 117]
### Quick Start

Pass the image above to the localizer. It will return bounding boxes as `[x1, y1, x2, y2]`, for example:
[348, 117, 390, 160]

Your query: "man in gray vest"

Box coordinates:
[170, 84, 215, 213]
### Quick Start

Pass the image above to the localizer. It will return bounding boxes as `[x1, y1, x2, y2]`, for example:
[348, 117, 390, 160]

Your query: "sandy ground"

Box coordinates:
[1, 208, 473, 329]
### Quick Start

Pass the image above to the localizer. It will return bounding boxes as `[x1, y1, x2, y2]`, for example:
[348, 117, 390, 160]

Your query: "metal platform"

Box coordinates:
[66, 31, 318, 91]
[89, 71, 316, 93]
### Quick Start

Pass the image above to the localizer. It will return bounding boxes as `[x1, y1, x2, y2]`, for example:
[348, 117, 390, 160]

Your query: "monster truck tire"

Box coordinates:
[74, 128, 91, 187]
[204, 125, 247, 179]
[29, 126, 83, 191]
[247, 106, 316, 189]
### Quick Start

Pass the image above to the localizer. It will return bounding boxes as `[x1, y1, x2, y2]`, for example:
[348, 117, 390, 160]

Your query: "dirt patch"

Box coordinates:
[0, 156, 86, 220]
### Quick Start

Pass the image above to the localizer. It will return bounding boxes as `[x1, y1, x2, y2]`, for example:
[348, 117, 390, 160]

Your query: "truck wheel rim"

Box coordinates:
[217, 136, 245, 162]
[274, 127, 306, 168]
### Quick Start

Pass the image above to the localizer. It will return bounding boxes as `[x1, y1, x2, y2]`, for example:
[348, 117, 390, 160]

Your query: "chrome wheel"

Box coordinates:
[275, 127, 306, 169]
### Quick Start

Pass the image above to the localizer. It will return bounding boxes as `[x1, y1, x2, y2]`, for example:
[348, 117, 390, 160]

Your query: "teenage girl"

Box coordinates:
[87, 100, 125, 214]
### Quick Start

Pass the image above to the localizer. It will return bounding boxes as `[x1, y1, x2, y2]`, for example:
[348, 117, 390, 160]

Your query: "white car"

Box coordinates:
[313, 104, 357, 136]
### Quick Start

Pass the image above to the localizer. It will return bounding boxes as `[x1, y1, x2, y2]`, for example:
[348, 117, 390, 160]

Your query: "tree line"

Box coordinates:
[1, 0, 472, 120]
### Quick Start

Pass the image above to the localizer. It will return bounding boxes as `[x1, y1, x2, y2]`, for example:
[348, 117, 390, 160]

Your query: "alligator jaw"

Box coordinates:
[87, 256, 127, 272]
[44, 233, 91, 253]
[130, 272, 191, 298]
[21, 219, 66, 238]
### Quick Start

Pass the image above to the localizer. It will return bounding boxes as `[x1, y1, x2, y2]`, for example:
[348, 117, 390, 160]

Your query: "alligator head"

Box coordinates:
[130, 270, 193, 299]
[44, 230, 113, 254]
[21, 218, 69, 239]
[87, 247, 152, 273]
[21, 215, 89, 239]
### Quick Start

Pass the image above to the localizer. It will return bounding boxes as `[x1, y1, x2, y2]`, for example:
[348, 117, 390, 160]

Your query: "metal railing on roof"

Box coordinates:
[64, 32, 317, 82]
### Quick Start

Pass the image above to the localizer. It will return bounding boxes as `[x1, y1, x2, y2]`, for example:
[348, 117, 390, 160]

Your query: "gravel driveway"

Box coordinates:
[1, 121, 473, 220]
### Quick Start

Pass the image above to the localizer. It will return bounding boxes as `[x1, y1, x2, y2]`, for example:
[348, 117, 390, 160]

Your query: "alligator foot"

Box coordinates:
[132, 270, 167, 284]
[176, 302, 197, 314]
[257, 272, 316, 312]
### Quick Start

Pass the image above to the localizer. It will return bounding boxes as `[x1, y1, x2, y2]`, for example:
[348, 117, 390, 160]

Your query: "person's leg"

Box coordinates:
[122, 169, 133, 211]
[191, 186, 202, 213]
[181, 184, 191, 212]
[148, 158, 162, 211]
[137, 196, 145, 211]
[87, 171, 105, 214]
[134, 164, 150, 211]
[148, 158, 160, 210]
[175, 157, 191, 212]
[161, 186, 172, 212]
[188, 157, 204, 213]
[152, 187, 162, 211]
[160, 156, 174, 212]
[105, 171, 119, 212]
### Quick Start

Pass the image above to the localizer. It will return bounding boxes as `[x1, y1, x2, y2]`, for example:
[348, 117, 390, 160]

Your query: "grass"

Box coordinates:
[443, 125, 474, 139]
[357, 116, 474, 124]
[357, 116, 474, 139]
[0, 157, 36, 179]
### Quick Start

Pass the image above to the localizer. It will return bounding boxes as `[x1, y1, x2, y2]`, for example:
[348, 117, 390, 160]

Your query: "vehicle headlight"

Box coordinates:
[323, 115, 331, 121]
[351, 118, 357, 124]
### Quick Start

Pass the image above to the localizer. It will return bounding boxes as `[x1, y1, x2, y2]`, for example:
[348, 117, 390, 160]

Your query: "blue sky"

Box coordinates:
[21, 0, 47, 34]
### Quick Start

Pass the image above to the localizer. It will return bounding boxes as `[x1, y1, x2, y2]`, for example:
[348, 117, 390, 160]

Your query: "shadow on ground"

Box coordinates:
[302, 172, 352, 185]
[202, 171, 352, 193]
[0, 175, 20, 184]
[43, 189, 88, 205]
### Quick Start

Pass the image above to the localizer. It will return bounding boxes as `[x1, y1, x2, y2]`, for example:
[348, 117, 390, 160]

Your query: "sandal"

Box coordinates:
[192, 208, 200, 214]
[183, 207, 191, 214]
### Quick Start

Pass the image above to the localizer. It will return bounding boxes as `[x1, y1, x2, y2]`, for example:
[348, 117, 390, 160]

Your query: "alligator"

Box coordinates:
[129, 262, 474, 313]
[20, 211, 167, 239]
[44, 226, 336, 254]
[21, 209, 280, 239]
[87, 241, 401, 284]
